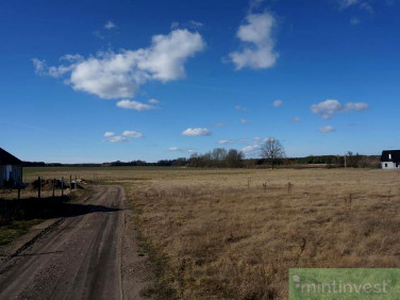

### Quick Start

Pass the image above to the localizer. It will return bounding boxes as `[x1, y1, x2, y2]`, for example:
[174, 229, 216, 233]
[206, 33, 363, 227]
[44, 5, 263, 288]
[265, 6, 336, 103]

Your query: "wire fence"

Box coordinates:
[0, 175, 89, 200]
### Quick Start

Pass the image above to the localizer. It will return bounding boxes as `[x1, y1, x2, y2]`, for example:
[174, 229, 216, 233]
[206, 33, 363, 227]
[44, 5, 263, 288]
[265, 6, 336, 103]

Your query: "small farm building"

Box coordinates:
[380, 150, 400, 169]
[0, 148, 23, 188]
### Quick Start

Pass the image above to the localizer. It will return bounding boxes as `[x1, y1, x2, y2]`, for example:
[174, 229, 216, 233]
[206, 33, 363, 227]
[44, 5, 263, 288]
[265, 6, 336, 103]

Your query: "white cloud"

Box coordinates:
[218, 138, 248, 145]
[33, 58, 77, 78]
[171, 21, 203, 30]
[68, 53, 140, 98]
[93, 30, 105, 39]
[344, 102, 369, 111]
[240, 118, 249, 125]
[122, 130, 143, 138]
[310, 99, 369, 119]
[310, 99, 342, 119]
[291, 117, 301, 122]
[32, 58, 46, 75]
[110, 136, 128, 143]
[60, 54, 84, 63]
[33, 29, 205, 99]
[249, 0, 264, 11]
[103, 131, 115, 137]
[189, 21, 203, 28]
[237, 13, 273, 45]
[273, 99, 283, 107]
[136, 29, 205, 82]
[169, 146, 196, 154]
[104, 130, 143, 142]
[338, 0, 374, 13]
[148, 98, 159, 104]
[319, 126, 336, 133]
[48, 65, 74, 78]
[241, 136, 271, 157]
[182, 128, 212, 136]
[116, 100, 156, 111]
[218, 140, 234, 145]
[105, 21, 117, 30]
[229, 12, 279, 70]
[171, 22, 180, 29]
[241, 144, 259, 156]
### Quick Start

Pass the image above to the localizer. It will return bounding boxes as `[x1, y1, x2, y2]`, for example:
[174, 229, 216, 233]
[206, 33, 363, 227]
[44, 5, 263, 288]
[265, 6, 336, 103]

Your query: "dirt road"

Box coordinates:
[0, 185, 153, 300]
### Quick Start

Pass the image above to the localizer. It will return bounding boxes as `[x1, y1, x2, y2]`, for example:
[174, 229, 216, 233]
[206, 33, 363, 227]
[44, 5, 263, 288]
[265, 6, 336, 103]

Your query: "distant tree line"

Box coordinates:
[23, 151, 380, 169]
[243, 154, 380, 169]
[289, 153, 380, 168]
[188, 148, 244, 168]
[23, 159, 190, 168]
[101, 159, 189, 167]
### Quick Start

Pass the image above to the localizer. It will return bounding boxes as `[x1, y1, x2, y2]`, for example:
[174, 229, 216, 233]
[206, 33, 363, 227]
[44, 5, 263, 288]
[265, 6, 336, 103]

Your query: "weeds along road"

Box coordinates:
[0, 185, 144, 300]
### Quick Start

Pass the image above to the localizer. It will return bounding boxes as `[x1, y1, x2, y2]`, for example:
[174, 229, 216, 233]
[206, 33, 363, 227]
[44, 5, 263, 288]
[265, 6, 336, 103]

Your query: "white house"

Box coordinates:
[380, 150, 400, 169]
[0, 148, 23, 188]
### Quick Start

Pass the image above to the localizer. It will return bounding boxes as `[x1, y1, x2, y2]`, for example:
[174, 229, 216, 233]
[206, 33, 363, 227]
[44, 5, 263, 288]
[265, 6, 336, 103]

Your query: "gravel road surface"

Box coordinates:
[0, 185, 153, 300]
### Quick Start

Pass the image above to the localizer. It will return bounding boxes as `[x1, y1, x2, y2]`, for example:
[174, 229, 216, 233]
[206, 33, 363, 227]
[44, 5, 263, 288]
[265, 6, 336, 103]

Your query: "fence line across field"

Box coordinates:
[0, 174, 90, 200]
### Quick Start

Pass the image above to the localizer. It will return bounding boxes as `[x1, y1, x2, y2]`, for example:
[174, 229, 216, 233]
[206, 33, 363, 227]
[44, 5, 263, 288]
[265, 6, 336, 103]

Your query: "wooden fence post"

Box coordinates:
[38, 176, 41, 199]
[52, 179, 55, 198]
[61, 177, 64, 197]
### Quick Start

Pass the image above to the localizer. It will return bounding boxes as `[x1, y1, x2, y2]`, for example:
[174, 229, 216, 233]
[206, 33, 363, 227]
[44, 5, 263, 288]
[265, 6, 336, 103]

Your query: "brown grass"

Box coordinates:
[121, 168, 400, 299]
[15, 167, 400, 299]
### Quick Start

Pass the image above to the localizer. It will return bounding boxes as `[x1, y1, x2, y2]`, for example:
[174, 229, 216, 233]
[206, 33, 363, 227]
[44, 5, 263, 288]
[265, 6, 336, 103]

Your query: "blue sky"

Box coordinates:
[1, 0, 399, 163]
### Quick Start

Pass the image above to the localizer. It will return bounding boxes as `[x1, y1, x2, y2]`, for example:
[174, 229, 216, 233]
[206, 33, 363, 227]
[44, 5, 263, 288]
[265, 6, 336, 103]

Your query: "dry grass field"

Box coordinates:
[119, 168, 400, 299]
[6, 166, 400, 299]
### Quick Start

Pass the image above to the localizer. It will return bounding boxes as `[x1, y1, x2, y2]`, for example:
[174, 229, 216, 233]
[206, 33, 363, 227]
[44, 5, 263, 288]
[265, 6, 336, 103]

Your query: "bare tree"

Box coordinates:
[211, 148, 228, 167]
[226, 149, 244, 168]
[261, 138, 285, 168]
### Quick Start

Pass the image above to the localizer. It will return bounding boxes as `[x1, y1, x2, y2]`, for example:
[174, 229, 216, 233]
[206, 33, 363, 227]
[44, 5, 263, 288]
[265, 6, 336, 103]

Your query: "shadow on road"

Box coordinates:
[0, 197, 121, 226]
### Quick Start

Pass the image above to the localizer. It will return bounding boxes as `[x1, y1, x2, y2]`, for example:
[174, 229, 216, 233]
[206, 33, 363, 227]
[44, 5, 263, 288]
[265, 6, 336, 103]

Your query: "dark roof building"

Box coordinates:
[380, 150, 400, 169]
[0, 148, 23, 188]
[0, 148, 23, 165]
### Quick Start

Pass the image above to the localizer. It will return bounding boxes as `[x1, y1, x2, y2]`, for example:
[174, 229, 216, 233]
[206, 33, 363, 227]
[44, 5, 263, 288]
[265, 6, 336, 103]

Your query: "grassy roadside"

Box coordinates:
[120, 181, 179, 299]
[0, 218, 45, 246]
